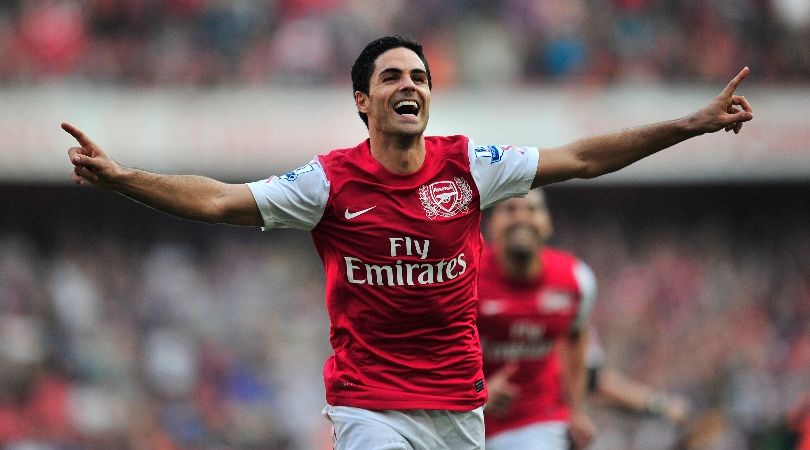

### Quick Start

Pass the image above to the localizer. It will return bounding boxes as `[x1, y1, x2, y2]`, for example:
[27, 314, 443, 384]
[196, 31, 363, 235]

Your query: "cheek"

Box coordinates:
[537, 218, 553, 238]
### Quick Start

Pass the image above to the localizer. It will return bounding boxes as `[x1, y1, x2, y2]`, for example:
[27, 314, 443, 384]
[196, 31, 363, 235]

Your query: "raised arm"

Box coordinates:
[63, 122, 263, 226]
[532, 67, 753, 188]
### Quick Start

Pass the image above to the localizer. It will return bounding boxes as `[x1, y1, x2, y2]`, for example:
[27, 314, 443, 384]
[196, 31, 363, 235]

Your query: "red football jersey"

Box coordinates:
[477, 246, 596, 436]
[248, 136, 539, 411]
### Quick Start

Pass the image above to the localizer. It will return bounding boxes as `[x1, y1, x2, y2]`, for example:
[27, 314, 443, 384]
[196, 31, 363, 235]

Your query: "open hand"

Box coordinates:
[63, 122, 122, 188]
[485, 362, 520, 417]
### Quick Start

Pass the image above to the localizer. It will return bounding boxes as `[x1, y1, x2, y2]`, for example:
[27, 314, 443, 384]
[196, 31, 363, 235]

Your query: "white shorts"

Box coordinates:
[485, 421, 569, 450]
[322, 404, 485, 450]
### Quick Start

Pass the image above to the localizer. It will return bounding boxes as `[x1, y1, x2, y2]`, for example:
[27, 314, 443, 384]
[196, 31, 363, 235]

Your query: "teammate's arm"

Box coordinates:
[63, 122, 263, 226]
[532, 67, 753, 188]
[484, 362, 519, 417]
[595, 367, 691, 424]
[561, 328, 597, 449]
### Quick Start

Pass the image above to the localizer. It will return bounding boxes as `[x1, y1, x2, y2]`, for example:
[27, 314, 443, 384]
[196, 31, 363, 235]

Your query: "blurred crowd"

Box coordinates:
[1, 186, 809, 449]
[0, 221, 332, 449]
[549, 186, 810, 450]
[1, 0, 810, 87]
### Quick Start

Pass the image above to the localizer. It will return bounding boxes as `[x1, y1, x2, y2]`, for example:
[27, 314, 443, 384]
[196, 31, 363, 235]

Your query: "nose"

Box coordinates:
[513, 207, 530, 222]
[399, 74, 417, 90]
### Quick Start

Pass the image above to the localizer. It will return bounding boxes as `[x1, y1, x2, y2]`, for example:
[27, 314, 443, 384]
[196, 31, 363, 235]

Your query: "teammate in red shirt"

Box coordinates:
[63, 35, 753, 449]
[478, 189, 598, 449]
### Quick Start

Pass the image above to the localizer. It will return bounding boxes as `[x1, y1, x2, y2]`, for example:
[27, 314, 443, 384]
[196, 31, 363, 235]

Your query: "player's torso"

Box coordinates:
[314, 137, 482, 326]
[312, 136, 487, 409]
[477, 248, 583, 429]
[478, 248, 583, 372]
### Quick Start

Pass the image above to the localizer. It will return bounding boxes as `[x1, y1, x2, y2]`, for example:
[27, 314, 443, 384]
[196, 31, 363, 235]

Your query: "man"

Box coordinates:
[477, 190, 691, 450]
[478, 189, 598, 450]
[64, 35, 752, 450]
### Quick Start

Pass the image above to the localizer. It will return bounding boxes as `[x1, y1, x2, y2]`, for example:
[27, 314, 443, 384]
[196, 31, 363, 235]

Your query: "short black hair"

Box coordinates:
[351, 35, 432, 127]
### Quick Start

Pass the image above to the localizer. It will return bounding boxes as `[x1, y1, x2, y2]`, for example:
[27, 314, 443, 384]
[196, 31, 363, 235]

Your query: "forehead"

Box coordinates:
[493, 193, 545, 215]
[372, 47, 425, 75]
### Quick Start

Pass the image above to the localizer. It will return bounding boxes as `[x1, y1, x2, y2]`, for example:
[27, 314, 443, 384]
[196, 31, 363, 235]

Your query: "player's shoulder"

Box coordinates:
[426, 135, 471, 164]
[425, 134, 469, 146]
[320, 139, 368, 162]
[315, 140, 374, 179]
[541, 247, 581, 268]
[541, 247, 595, 296]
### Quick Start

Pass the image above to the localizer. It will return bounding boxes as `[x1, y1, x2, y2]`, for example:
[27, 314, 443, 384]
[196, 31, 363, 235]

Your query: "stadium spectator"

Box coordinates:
[1, 1, 809, 86]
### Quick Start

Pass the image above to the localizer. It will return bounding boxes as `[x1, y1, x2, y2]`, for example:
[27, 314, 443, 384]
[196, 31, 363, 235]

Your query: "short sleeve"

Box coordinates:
[572, 260, 597, 332]
[246, 159, 329, 230]
[585, 330, 605, 372]
[468, 140, 539, 210]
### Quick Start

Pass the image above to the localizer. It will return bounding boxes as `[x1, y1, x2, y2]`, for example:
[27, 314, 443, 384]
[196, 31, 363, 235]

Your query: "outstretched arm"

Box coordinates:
[532, 67, 753, 188]
[595, 367, 691, 425]
[63, 123, 263, 226]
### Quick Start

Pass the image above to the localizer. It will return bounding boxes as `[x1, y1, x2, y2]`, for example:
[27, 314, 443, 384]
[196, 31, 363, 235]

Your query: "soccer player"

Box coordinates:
[478, 190, 691, 449]
[64, 35, 752, 450]
[477, 189, 598, 450]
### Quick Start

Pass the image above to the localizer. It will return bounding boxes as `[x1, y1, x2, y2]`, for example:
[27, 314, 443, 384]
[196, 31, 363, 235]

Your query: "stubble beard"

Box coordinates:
[383, 113, 428, 140]
[503, 224, 542, 267]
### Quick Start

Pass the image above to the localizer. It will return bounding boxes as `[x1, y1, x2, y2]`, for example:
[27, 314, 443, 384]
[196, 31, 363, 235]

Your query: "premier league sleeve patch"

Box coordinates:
[473, 146, 503, 164]
[473, 145, 529, 165]
[282, 164, 316, 181]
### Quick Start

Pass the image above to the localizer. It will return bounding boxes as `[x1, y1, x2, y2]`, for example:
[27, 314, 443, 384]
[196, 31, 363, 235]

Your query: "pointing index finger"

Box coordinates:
[61, 122, 96, 148]
[721, 66, 749, 97]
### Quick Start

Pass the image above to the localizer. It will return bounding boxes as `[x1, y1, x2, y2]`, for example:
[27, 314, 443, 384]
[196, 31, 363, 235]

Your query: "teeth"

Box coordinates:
[395, 100, 418, 109]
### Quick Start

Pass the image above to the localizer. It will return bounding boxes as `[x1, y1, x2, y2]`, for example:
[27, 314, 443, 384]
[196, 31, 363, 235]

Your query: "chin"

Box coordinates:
[505, 245, 535, 264]
[390, 123, 427, 137]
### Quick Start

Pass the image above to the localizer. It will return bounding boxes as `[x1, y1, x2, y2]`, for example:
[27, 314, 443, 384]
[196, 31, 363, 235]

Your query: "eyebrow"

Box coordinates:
[378, 67, 428, 78]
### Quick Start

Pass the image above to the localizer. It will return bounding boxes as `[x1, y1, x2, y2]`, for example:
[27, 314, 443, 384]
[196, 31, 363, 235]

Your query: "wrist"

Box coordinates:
[645, 392, 669, 416]
[679, 114, 706, 137]
[569, 402, 587, 415]
[108, 164, 135, 190]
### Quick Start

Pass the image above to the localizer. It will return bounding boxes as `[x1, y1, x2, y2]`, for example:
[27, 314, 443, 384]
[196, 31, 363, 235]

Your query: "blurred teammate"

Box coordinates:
[478, 189, 598, 450]
[478, 190, 691, 450]
[63, 35, 752, 449]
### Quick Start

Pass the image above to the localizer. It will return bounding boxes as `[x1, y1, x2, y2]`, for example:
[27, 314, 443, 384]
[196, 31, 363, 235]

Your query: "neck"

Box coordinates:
[368, 129, 425, 174]
[497, 246, 543, 282]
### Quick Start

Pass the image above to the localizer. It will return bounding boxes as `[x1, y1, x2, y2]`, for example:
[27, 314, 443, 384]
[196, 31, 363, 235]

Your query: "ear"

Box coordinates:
[540, 219, 554, 241]
[355, 91, 369, 114]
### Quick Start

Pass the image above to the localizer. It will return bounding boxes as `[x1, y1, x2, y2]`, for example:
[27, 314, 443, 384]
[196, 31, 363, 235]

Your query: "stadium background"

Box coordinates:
[1, 1, 809, 449]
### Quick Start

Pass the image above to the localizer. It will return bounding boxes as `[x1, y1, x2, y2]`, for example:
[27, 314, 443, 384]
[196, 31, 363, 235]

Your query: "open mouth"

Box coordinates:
[393, 100, 420, 117]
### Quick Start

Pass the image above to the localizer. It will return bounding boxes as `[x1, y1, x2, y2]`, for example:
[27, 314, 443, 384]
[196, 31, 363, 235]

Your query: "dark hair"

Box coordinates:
[351, 35, 432, 127]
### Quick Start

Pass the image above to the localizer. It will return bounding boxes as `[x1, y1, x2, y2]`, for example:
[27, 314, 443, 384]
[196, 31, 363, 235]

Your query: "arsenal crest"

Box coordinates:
[419, 177, 473, 219]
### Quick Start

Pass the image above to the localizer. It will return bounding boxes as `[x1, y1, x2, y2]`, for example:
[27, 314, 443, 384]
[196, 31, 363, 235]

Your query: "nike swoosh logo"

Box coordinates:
[344, 206, 376, 220]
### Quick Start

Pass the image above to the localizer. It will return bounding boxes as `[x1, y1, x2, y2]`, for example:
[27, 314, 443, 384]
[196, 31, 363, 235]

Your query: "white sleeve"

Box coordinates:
[585, 330, 605, 370]
[468, 140, 539, 210]
[572, 260, 597, 332]
[245, 159, 329, 231]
